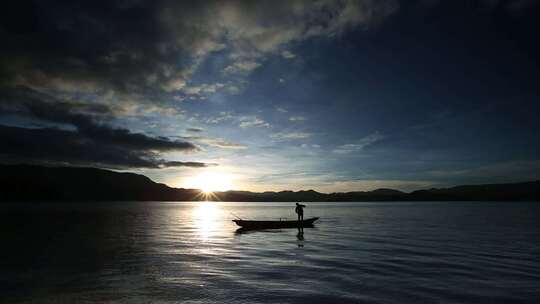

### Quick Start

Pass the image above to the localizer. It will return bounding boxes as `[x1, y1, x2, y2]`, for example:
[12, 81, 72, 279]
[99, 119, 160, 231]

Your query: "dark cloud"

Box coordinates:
[3, 0, 537, 189]
[164, 161, 217, 168]
[0, 0, 398, 97]
[181, 136, 247, 150]
[0, 87, 208, 168]
[1, 1, 183, 94]
[0, 0, 398, 173]
[0, 125, 207, 169]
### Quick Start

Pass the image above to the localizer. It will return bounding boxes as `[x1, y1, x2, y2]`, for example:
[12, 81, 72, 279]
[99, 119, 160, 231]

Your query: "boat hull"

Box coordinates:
[232, 217, 319, 229]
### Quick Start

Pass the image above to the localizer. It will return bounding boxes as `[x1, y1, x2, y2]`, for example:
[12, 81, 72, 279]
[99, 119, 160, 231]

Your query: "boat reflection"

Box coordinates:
[234, 224, 314, 235]
[234, 225, 308, 247]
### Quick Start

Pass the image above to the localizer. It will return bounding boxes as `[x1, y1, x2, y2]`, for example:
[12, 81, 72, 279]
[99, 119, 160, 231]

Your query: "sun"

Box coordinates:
[184, 171, 235, 193]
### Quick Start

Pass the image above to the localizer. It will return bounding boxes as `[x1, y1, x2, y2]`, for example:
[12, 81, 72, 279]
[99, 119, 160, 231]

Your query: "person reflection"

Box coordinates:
[297, 227, 304, 239]
[297, 227, 304, 247]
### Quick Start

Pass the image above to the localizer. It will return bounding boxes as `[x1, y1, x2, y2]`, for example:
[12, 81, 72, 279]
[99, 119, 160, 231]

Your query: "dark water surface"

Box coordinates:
[2, 201, 539, 303]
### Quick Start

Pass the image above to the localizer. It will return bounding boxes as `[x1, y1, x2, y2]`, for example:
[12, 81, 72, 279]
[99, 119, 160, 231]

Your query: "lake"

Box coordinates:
[1, 201, 539, 303]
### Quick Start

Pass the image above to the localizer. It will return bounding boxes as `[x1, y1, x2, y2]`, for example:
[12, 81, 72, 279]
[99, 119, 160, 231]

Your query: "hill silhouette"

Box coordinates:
[1, 164, 539, 202]
[0, 165, 198, 201]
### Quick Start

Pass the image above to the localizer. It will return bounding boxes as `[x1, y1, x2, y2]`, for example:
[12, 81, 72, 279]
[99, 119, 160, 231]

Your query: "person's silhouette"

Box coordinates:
[295, 203, 306, 222]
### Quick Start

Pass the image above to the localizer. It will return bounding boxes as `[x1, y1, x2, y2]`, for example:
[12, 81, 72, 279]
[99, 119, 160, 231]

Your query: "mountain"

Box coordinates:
[408, 182, 540, 201]
[0, 164, 198, 201]
[1, 164, 539, 202]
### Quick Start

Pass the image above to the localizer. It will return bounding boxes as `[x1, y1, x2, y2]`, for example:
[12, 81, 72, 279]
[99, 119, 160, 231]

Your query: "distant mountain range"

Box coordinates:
[1, 165, 539, 202]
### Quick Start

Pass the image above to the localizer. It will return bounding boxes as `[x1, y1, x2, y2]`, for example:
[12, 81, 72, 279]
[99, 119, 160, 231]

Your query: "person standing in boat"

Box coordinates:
[295, 203, 306, 222]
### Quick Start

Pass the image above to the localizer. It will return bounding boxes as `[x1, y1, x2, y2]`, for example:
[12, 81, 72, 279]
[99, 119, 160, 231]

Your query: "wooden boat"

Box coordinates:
[232, 217, 319, 229]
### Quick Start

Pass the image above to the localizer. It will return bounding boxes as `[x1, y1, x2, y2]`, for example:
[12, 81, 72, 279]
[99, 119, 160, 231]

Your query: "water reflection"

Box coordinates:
[234, 226, 308, 247]
[234, 223, 315, 235]
[296, 227, 304, 240]
[192, 201, 220, 240]
[297, 227, 305, 247]
[4, 202, 539, 303]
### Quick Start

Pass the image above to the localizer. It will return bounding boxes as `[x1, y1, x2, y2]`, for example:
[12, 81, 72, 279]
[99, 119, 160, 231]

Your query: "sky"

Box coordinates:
[1, 0, 539, 192]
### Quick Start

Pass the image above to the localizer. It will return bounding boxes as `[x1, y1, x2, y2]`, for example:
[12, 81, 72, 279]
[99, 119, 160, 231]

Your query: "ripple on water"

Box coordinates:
[1, 201, 540, 303]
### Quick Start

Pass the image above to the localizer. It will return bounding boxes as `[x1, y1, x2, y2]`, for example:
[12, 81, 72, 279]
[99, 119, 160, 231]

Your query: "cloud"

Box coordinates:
[2, 88, 196, 150]
[427, 160, 540, 182]
[315, 179, 438, 193]
[0, 87, 207, 169]
[0, 124, 211, 169]
[182, 136, 247, 150]
[206, 112, 235, 124]
[333, 131, 384, 153]
[0, 0, 400, 171]
[223, 60, 262, 75]
[1, 0, 399, 100]
[281, 50, 296, 59]
[161, 77, 187, 92]
[301, 144, 321, 149]
[289, 116, 306, 121]
[271, 132, 312, 141]
[175, 83, 226, 98]
[164, 161, 217, 168]
[203, 112, 270, 129]
[218, 0, 398, 55]
[186, 128, 204, 132]
[239, 116, 271, 128]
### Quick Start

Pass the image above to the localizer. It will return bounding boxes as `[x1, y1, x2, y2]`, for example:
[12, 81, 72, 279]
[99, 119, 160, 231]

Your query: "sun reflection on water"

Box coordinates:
[192, 202, 221, 240]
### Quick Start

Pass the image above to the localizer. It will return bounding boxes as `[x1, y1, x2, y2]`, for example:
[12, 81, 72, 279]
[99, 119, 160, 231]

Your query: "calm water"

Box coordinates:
[1, 201, 539, 303]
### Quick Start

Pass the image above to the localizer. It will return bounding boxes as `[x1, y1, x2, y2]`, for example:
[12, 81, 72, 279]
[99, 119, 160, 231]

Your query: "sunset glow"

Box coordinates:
[184, 171, 235, 193]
